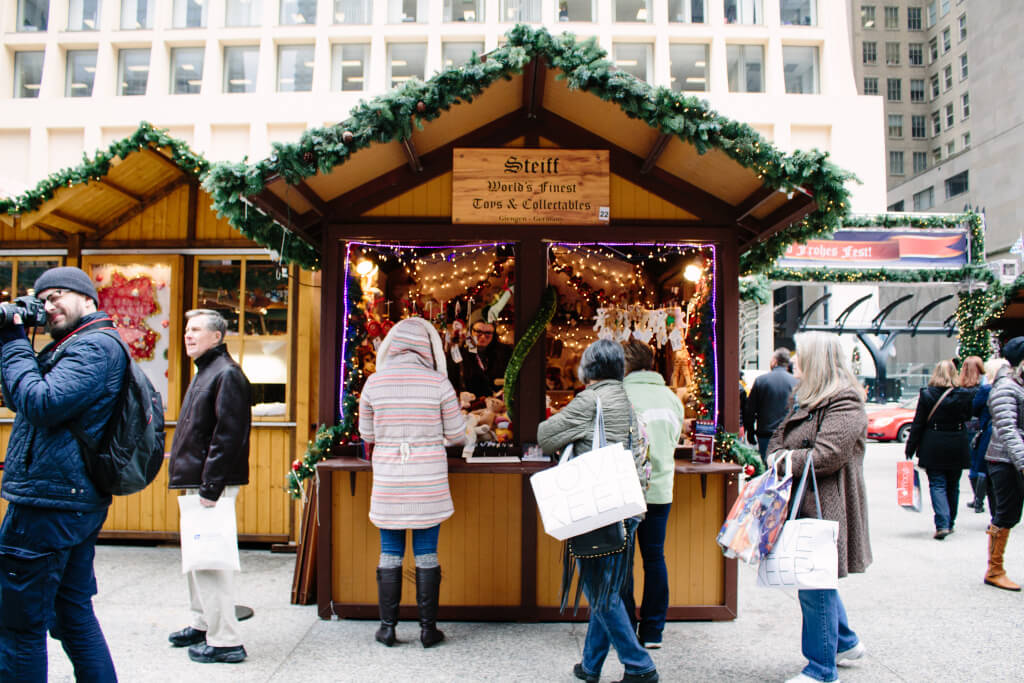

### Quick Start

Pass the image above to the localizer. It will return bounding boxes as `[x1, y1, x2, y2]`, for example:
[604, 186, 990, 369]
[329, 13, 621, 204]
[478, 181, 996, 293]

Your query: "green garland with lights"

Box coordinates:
[716, 430, 764, 475]
[505, 285, 558, 419]
[738, 275, 771, 305]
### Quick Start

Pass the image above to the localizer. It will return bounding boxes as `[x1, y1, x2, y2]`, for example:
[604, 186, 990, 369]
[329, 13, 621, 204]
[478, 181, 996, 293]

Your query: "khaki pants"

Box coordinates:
[183, 486, 241, 647]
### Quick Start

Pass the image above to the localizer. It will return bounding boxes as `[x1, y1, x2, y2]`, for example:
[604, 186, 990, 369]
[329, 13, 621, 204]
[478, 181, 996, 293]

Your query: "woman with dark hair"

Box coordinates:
[968, 358, 1008, 513]
[538, 339, 658, 683]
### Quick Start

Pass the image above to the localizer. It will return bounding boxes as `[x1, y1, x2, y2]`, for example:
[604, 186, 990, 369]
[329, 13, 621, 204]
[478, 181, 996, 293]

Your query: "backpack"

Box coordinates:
[54, 326, 166, 496]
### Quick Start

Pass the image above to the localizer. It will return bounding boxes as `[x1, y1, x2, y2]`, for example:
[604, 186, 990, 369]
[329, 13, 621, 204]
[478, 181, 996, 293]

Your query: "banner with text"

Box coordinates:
[777, 227, 969, 269]
[452, 148, 610, 225]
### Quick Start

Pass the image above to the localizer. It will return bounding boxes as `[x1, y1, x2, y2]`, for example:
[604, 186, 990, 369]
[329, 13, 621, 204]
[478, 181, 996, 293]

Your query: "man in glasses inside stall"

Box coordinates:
[448, 309, 512, 399]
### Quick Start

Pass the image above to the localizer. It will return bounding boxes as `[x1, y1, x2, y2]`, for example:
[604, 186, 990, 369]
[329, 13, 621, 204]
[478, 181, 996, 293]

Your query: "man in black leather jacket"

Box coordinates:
[167, 309, 251, 664]
[744, 347, 800, 461]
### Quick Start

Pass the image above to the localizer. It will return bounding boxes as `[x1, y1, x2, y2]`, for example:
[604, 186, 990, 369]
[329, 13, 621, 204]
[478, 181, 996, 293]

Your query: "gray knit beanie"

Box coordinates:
[33, 266, 99, 304]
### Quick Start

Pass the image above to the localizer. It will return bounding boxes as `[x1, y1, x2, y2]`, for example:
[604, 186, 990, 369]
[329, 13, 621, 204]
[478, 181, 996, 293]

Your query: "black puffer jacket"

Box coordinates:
[169, 344, 251, 500]
[905, 385, 974, 469]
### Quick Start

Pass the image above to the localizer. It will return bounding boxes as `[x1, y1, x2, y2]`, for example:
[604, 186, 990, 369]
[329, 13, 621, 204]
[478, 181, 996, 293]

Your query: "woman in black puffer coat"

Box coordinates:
[905, 360, 974, 539]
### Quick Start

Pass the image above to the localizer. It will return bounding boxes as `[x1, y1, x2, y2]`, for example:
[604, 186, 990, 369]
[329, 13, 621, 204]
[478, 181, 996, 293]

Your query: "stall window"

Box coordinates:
[0, 258, 62, 411]
[444, 0, 483, 22]
[670, 44, 709, 92]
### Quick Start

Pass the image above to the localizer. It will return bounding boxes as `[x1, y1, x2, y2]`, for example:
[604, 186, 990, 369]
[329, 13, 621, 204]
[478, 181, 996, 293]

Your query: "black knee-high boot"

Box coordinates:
[376, 567, 402, 646]
[415, 566, 445, 648]
[974, 476, 988, 513]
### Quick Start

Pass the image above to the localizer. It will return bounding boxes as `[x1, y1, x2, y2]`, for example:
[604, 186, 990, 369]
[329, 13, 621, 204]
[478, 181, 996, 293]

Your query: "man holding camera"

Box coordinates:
[0, 266, 124, 681]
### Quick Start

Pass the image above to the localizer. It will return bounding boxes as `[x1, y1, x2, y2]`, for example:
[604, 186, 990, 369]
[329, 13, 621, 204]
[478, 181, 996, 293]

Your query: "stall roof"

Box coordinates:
[206, 26, 855, 271]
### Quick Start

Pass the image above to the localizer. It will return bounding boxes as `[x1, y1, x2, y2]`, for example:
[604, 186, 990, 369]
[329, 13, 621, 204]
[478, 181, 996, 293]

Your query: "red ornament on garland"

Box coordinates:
[744, 465, 755, 476]
[416, 100, 426, 113]
[342, 131, 354, 144]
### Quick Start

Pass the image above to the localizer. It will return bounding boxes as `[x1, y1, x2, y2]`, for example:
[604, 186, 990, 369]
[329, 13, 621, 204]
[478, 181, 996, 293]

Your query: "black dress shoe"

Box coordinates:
[168, 626, 206, 647]
[573, 663, 599, 682]
[187, 643, 247, 663]
[612, 669, 659, 683]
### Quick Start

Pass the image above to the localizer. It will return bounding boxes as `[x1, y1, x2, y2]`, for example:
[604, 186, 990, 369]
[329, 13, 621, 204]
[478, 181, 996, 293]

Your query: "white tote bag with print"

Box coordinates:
[178, 495, 241, 573]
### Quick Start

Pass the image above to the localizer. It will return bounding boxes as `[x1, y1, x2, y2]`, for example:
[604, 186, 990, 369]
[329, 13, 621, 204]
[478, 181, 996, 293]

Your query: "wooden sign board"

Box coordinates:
[452, 148, 610, 225]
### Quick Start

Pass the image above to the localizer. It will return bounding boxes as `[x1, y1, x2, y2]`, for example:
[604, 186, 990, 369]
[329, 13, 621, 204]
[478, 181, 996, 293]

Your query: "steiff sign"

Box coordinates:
[452, 148, 610, 225]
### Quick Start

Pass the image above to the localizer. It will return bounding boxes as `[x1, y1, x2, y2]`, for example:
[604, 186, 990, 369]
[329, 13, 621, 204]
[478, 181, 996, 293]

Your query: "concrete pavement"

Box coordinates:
[46, 441, 1024, 682]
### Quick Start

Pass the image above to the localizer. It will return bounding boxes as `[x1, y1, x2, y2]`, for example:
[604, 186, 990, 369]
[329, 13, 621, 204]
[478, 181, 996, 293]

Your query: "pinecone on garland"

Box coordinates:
[342, 131, 354, 144]
[302, 150, 315, 165]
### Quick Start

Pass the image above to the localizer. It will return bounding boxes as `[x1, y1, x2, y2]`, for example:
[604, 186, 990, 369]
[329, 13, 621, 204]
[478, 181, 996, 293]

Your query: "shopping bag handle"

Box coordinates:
[557, 396, 606, 467]
[789, 456, 823, 521]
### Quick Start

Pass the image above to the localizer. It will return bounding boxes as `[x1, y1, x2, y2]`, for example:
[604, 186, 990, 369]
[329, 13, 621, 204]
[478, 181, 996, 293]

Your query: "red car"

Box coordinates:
[866, 397, 918, 442]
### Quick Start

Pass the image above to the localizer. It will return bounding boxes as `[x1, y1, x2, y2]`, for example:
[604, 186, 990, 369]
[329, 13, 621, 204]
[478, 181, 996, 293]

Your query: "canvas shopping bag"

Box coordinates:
[178, 495, 241, 573]
[757, 457, 839, 590]
[717, 451, 794, 564]
[897, 459, 923, 512]
[531, 397, 647, 542]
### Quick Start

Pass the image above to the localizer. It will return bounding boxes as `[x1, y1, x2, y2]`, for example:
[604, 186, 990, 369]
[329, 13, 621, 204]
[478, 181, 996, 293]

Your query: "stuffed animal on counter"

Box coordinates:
[459, 391, 476, 410]
[493, 418, 513, 443]
[462, 412, 497, 458]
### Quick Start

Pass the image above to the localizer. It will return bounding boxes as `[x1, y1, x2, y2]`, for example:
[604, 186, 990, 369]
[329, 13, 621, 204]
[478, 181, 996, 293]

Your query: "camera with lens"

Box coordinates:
[0, 295, 47, 329]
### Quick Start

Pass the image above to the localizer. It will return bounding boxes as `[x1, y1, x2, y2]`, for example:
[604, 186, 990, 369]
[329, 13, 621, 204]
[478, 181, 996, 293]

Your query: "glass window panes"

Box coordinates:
[862, 42, 876, 64]
[962, 132, 970, 148]
[281, 0, 316, 24]
[1, 260, 59, 299]
[907, 6, 921, 30]
[913, 186, 934, 210]
[958, 13, 966, 40]
[117, 48, 150, 96]
[277, 45, 314, 92]
[931, 110, 941, 135]
[120, 0, 153, 29]
[888, 200, 904, 211]
[727, 45, 763, 93]
[331, 43, 368, 91]
[932, 146, 941, 162]
[172, 0, 206, 27]
[946, 140, 955, 156]
[780, 0, 813, 26]
[960, 53, 968, 79]
[224, 46, 259, 93]
[14, 51, 44, 98]
[197, 259, 241, 334]
[885, 42, 899, 65]
[940, 0, 949, 16]
[884, 6, 898, 28]
[861, 5, 875, 29]
[244, 260, 289, 336]
[930, 74, 939, 98]
[65, 50, 97, 97]
[942, 27, 950, 52]
[335, 0, 371, 23]
[913, 151, 927, 173]
[18, 0, 49, 31]
[170, 47, 204, 94]
[928, 37, 938, 62]
[908, 43, 923, 66]
[961, 92, 970, 118]
[945, 103, 954, 127]
[886, 77, 901, 101]
[725, 0, 761, 24]
[442, 41, 485, 69]
[670, 44, 709, 92]
[887, 114, 903, 137]
[68, 0, 100, 30]
[926, 1, 936, 26]
[559, 0, 595, 21]
[863, 77, 878, 95]
[783, 46, 818, 94]
[911, 114, 926, 138]
[389, 0, 425, 22]
[444, 0, 483, 21]
[910, 78, 925, 102]
[944, 65, 952, 89]
[888, 150, 904, 175]
[388, 43, 426, 88]
[613, 43, 650, 82]
[945, 171, 967, 198]
[616, 0, 650, 22]
[226, 0, 262, 26]
[501, 0, 540, 22]
[669, 0, 705, 23]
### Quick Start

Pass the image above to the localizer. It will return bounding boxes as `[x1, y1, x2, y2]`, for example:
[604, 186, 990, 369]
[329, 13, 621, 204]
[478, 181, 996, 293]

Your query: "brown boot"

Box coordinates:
[985, 525, 1022, 591]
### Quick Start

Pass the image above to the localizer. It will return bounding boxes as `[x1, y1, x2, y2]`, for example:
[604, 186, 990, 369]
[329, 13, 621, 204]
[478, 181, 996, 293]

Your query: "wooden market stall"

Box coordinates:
[0, 124, 316, 544]
[210, 27, 849, 620]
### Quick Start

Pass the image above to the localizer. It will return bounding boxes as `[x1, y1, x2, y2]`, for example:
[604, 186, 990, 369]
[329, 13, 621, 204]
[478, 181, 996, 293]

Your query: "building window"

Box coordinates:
[14, 51, 44, 98]
[17, 0, 49, 31]
[724, 0, 762, 24]
[907, 6, 921, 30]
[913, 151, 927, 173]
[172, 0, 206, 27]
[958, 13, 966, 40]
[913, 186, 934, 210]
[616, 0, 652, 22]
[170, 47, 204, 94]
[117, 48, 149, 96]
[224, 46, 259, 93]
[945, 102, 954, 127]
[669, 0, 705, 23]
[783, 46, 818, 94]
[335, 0, 371, 23]
[932, 147, 941, 162]
[945, 170, 968, 198]
[928, 37, 938, 62]
[887, 114, 903, 138]
[388, 43, 427, 88]
[226, 0, 262, 26]
[727, 45, 764, 93]
[940, 0, 949, 16]
[277, 45, 314, 92]
[501, 0, 541, 22]
[908, 43, 923, 66]
[930, 73, 939, 99]
[861, 5, 875, 29]
[931, 110, 941, 135]
[613, 43, 651, 82]
[331, 43, 368, 91]
[884, 6, 898, 29]
[962, 132, 970, 148]
[779, 0, 813, 26]
[560, 0, 597, 22]
[888, 200, 905, 211]
[960, 53, 968, 80]
[886, 77, 901, 102]
[862, 41, 877, 65]
[442, 41, 485, 68]
[863, 76, 878, 95]
[885, 42, 900, 65]
[120, 0, 153, 29]
[68, 0, 100, 30]
[946, 140, 955, 156]
[926, 1, 936, 27]
[670, 44, 709, 92]
[444, 0, 483, 22]
[942, 27, 951, 52]
[281, 0, 317, 24]
[888, 150, 904, 175]
[943, 64, 952, 90]
[65, 50, 96, 97]
[961, 92, 970, 118]
[910, 78, 925, 102]
[911, 114, 926, 138]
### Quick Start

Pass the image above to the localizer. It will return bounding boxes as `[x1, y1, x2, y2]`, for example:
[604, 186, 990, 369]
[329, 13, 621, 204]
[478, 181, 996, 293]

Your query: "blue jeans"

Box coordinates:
[0, 503, 116, 683]
[622, 503, 671, 644]
[379, 525, 440, 557]
[797, 589, 859, 682]
[925, 468, 962, 531]
[757, 436, 772, 461]
[581, 518, 655, 678]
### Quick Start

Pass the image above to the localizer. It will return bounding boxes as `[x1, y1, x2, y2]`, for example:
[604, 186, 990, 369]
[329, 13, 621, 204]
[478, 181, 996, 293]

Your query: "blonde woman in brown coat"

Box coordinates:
[766, 332, 872, 683]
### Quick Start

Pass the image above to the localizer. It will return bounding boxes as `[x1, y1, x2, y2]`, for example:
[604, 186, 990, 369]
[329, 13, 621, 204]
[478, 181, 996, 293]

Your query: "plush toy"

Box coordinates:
[459, 392, 476, 410]
[493, 419, 513, 443]
[484, 397, 506, 414]
[469, 407, 496, 428]
[462, 413, 497, 458]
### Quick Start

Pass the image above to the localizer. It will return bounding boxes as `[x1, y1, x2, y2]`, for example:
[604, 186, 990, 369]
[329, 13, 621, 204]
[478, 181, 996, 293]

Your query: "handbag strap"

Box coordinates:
[592, 394, 607, 449]
[927, 387, 955, 424]
[789, 456, 823, 521]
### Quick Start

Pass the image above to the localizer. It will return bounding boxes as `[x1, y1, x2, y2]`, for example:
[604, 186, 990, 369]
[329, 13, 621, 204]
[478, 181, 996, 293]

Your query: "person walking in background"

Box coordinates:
[904, 360, 973, 540]
[538, 339, 658, 683]
[168, 309, 252, 664]
[620, 340, 685, 650]
[359, 317, 466, 648]
[981, 337, 1024, 592]
[765, 332, 871, 683]
[744, 347, 799, 461]
[968, 358, 1005, 513]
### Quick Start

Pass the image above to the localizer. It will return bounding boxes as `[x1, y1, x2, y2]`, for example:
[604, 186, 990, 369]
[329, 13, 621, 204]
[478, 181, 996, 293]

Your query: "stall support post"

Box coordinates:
[319, 228, 343, 427]
[719, 236, 740, 433]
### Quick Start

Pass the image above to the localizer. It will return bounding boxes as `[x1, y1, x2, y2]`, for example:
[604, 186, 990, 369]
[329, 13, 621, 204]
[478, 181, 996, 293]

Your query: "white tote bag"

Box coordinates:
[178, 495, 241, 573]
[757, 457, 839, 591]
[530, 396, 647, 541]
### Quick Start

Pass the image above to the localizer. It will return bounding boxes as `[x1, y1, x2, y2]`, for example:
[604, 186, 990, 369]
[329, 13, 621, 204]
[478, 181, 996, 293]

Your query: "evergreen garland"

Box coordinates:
[738, 275, 771, 305]
[504, 285, 558, 419]
[715, 430, 764, 475]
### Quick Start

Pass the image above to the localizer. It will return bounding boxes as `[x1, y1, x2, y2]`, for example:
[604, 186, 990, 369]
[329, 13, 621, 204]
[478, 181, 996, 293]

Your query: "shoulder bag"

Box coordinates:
[918, 387, 969, 466]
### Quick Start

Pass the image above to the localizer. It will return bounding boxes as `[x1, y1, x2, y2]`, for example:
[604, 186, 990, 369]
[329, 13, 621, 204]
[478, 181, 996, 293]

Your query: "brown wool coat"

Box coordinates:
[767, 386, 872, 578]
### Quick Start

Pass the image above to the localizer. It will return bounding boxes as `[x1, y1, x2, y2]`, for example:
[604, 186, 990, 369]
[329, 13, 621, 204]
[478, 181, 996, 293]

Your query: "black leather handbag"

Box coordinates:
[568, 520, 627, 558]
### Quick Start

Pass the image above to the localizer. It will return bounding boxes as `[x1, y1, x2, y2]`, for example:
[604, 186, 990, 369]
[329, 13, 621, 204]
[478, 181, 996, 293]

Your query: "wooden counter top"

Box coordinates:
[316, 456, 741, 475]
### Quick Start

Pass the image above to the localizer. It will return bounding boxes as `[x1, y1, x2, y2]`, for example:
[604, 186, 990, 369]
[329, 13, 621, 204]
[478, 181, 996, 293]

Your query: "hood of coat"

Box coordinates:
[375, 317, 447, 376]
[624, 370, 667, 387]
